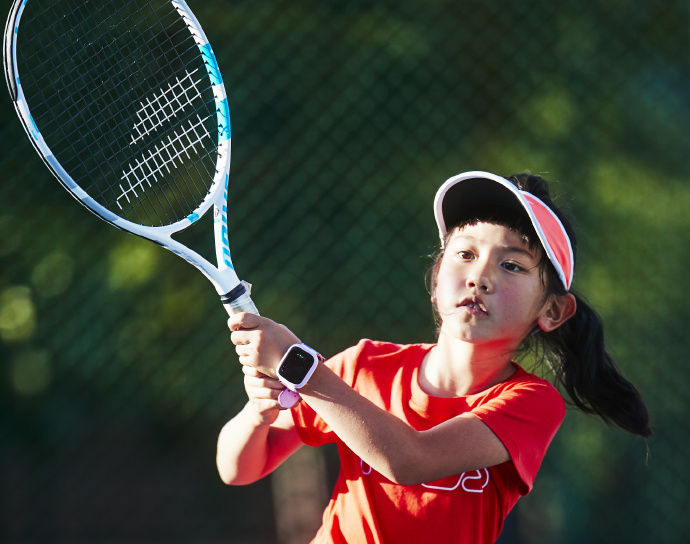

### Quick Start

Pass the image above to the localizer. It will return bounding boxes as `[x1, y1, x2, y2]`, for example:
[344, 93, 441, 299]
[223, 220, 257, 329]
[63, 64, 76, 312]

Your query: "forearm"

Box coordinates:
[298, 363, 510, 485]
[298, 364, 423, 484]
[216, 402, 273, 485]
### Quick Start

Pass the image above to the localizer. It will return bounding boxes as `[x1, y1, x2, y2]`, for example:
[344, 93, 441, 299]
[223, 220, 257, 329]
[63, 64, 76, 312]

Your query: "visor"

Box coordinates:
[434, 171, 574, 290]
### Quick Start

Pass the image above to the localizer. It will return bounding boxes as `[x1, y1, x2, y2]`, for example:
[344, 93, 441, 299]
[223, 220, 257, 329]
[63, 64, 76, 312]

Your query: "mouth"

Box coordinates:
[459, 297, 488, 315]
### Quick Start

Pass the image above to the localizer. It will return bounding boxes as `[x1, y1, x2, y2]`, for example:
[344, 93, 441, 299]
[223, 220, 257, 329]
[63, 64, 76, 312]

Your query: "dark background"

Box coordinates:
[1, 0, 688, 542]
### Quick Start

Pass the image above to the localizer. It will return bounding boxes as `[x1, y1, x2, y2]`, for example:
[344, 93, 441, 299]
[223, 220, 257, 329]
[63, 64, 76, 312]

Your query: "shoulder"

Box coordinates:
[471, 365, 566, 445]
[471, 366, 566, 495]
[497, 365, 565, 412]
[473, 366, 566, 426]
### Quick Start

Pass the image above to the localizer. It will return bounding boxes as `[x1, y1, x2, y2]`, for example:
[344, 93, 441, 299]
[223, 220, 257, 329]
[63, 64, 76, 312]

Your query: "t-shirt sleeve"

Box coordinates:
[471, 378, 566, 495]
[290, 341, 367, 447]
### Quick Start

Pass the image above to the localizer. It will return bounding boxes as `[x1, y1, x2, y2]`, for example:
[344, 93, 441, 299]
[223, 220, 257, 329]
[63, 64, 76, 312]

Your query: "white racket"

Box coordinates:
[4, 0, 258, 316]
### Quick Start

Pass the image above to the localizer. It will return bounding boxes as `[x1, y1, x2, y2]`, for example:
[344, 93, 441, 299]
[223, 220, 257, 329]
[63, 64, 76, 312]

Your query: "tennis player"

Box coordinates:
[218, 171, 651, 543]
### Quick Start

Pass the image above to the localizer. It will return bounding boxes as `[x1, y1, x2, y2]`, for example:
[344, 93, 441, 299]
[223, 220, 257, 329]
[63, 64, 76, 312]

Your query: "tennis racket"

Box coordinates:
[4, 0, 258, 316]
[4, 0, 307, 408]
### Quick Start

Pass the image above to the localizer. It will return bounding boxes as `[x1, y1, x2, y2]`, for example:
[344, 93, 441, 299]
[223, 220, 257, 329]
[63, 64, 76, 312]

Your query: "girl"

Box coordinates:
[218, 171, 651, 544]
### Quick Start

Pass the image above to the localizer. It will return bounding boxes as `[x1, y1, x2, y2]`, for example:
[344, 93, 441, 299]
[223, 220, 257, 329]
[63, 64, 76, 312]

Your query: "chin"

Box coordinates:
[439, 325, 485, 343]
[440, 325, 517, 348]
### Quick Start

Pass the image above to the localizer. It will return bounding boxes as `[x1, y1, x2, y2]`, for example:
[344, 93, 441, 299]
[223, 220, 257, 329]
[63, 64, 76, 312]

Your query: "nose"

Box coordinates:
[466, 261, 493, 292]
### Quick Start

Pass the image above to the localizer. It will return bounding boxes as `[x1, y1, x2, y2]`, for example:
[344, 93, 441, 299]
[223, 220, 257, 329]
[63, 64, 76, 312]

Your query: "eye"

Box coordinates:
[502, 261, 525, 272]
[456, 250, 474, 260]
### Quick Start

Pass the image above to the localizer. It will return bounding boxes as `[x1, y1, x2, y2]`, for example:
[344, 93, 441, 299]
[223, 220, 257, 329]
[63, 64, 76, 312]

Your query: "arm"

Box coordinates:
[299, 363, 509, 485]
[229, 313, 510, 486]
[216, 366, 303, 485]
[216, 401, 302, 485]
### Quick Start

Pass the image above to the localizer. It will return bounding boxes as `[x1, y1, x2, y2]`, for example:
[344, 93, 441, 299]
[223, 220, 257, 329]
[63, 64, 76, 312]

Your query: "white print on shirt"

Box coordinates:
[421, 469, 490, 493]
[360, 459, 490, 493]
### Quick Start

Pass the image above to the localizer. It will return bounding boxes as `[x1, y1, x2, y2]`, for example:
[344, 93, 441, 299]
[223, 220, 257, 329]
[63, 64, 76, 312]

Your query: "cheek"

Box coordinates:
[504, 283, 546, 318]
[432, 280, 454, 316]
[434, 263, 459, 298]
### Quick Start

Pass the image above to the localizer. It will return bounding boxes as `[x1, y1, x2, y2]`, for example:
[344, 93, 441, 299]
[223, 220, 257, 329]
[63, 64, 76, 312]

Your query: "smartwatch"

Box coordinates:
[277, 343, 323, 392]
[277, 344, 323, 409]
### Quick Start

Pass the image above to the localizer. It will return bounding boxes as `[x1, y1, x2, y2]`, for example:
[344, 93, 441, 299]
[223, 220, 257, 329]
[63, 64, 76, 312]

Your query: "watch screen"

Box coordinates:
[280, 348, 315, 383]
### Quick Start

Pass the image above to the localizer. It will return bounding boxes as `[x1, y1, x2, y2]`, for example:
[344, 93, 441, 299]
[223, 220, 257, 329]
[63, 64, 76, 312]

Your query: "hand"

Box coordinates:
[241, 366, 286, 424]
[228, 313, 301, 378]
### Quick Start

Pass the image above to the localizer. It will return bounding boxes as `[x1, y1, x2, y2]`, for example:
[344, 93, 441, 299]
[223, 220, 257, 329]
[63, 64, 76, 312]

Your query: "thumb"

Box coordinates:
[228, 311, 262, 331]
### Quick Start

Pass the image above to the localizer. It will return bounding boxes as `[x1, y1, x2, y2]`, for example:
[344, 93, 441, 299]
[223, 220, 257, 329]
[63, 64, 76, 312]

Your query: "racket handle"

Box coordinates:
[221, 281, 259, 316]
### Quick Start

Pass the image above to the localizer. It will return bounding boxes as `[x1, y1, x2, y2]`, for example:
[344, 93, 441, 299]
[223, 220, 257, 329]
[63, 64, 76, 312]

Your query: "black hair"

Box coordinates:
[428, 173, 651, 438]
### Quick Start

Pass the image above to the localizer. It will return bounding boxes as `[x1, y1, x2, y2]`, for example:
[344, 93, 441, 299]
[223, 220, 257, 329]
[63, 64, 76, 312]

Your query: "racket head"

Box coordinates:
[4, 0, 231, 236]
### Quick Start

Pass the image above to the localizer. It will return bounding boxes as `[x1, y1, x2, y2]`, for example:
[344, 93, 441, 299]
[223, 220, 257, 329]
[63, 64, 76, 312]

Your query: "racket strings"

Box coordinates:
[129, 69, 204, 146]
[15, 0, 221, 227]
[118, 68, 214, 219]
[140, 3, 219, 221]
[113, 1, 218, 225]
[118, 113, 214, 209]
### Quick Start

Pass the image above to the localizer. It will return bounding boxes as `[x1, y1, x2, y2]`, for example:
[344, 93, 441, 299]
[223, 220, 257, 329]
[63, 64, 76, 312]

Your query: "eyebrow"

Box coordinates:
[500, 244, 538, 259]
[451, 235, 538, 260]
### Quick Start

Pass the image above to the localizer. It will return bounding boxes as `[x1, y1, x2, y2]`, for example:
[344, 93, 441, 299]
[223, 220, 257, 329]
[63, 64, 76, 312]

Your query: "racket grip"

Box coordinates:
[221, 281, 260, 316]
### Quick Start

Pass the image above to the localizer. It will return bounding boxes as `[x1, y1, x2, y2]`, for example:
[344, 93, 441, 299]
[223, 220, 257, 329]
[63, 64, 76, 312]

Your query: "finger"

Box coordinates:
[234, 343, 255, 358]
[244, 379, 285, 406]
[244, 376, 284, 393]
[228, 312, 265, 332]
[248, 397, 285, 419]
[245, 382, 281, 398]
[230, 329, 257, 347]
[228, 312, 252, 332]
[243, 368, 283, 388]
[241, 366, 266, 378]
[242, 366, 282, 385]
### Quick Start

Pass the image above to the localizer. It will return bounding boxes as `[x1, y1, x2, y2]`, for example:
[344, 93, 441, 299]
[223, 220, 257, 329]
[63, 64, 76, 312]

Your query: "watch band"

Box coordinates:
[278, 388, 302, 409]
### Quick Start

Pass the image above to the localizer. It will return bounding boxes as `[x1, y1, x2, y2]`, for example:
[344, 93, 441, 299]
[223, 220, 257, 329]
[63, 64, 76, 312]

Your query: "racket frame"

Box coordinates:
[4, 0, 257, 315]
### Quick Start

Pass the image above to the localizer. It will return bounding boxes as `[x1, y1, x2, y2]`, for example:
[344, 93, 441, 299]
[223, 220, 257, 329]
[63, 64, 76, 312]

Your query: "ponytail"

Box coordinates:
[543, 293, 652, 437]
[506, 173, 651, 438]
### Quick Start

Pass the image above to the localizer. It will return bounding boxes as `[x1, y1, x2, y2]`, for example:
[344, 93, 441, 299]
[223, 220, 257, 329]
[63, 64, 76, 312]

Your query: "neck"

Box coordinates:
[419, 333, 517, 397]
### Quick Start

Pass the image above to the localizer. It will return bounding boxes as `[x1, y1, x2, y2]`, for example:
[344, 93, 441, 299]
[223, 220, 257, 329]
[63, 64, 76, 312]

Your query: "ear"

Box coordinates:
[537, 293, 577, 333]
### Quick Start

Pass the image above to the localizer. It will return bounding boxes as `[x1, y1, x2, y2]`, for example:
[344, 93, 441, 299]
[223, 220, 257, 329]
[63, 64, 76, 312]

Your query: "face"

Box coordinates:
[433, 222, 550, 349]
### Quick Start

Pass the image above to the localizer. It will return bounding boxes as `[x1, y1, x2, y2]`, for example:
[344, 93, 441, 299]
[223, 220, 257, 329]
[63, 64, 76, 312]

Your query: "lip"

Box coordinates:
[458, 296, 488, 316]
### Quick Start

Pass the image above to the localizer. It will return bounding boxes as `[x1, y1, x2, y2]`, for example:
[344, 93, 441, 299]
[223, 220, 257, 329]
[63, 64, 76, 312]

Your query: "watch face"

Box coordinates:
[279, 348, 315, 384]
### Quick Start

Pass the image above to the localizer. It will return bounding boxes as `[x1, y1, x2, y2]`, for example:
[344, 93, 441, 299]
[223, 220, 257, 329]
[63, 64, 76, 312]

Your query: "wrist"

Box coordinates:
[243, 400, 279, 427]
[276, 343, 324, 391]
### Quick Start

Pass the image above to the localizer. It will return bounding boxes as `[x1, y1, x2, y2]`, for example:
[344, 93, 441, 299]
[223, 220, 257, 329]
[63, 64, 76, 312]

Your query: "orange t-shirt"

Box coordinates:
[291, 340, 566, 544]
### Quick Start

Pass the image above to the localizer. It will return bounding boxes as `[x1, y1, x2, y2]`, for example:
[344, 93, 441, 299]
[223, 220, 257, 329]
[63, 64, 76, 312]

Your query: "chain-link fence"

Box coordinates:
[1, 0, 688, 542]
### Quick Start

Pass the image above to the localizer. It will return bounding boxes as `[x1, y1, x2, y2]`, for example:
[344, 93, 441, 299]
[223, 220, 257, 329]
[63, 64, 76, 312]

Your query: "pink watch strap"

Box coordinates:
[278, 388, 302, 409]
